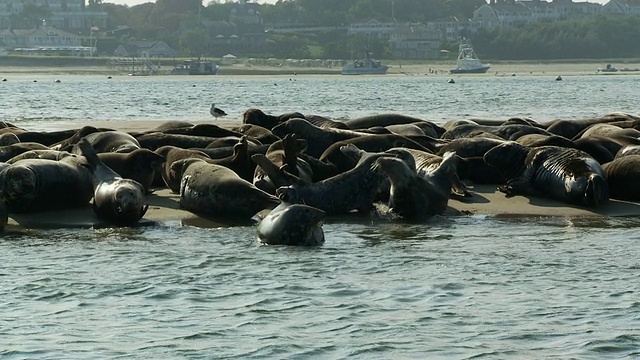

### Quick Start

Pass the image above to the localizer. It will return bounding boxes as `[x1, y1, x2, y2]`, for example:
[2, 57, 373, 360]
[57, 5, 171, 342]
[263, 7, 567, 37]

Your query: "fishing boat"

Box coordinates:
[449, 39, 490, 74]
[341, 50, 388, 75]
[170, 59, 219, 75]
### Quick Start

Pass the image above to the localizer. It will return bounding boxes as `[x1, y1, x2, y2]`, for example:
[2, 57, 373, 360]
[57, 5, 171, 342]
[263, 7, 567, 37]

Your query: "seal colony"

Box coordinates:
[2, 110, 640, 244]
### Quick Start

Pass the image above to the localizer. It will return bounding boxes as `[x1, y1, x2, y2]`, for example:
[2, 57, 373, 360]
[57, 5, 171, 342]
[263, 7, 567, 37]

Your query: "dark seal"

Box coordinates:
[484, 142, 609, 207]
[257, 186, 325, 246]
[78, 139, 148, 225]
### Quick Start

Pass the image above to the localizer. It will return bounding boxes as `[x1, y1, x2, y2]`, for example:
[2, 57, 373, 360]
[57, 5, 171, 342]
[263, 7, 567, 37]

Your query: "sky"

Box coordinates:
[104, 0, 278, 5]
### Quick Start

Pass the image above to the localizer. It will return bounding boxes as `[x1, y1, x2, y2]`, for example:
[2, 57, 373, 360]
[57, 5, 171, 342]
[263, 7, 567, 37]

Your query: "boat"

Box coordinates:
[341, 51, 388, 75]
[170, 59, 219, 75]
[449, 39, 490, 74]
[597, 64, 618, 73]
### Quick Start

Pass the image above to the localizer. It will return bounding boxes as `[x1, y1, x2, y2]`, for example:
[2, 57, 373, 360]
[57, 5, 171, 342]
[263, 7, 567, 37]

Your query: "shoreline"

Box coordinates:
[2, 61, 640, 77]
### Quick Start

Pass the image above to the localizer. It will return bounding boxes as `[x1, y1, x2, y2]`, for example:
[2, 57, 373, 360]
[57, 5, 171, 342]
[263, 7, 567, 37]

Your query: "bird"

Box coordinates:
[210, 103, 228, 118]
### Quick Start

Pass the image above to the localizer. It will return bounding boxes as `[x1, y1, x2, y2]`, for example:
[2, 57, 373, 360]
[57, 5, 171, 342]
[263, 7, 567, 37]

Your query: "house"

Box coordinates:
[473, 0, 604, 30]
[0, 0, 107, 31]
[389, 24, 442, 59]
[114, 41, 176, 58]
[426, 16, 480, 42]
[602, 0, 640, 15]
[348, 19, 399, 39]
[0, 22, 91, 56]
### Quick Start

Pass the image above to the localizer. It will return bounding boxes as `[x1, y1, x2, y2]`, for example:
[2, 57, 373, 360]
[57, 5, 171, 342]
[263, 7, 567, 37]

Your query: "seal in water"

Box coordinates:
[484, 142, 609, 207]
[373, 150, 458, 221]
[169, 158, 280, 220]
[78, 139, 148, 225]
[257, 186, 325, 246]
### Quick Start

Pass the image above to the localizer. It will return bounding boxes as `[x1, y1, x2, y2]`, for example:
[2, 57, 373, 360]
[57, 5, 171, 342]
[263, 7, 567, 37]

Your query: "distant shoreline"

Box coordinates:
[1, 55, 640, 77]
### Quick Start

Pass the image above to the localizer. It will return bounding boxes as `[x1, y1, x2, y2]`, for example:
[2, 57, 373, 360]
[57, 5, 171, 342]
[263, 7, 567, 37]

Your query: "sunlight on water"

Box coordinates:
[1, 74, 639, 358]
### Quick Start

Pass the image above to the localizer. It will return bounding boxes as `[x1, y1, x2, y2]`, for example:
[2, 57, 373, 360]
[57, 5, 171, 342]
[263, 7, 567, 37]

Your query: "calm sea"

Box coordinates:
[1, 73, 639, 359]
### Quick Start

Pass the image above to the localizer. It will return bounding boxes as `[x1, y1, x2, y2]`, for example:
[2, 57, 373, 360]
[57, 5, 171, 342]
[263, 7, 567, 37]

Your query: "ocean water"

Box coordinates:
[1, 73, 639, 359]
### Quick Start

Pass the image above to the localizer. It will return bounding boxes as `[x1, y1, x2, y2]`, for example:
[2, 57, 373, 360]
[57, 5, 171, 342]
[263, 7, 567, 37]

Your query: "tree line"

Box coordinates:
[10, 0, 640, 60]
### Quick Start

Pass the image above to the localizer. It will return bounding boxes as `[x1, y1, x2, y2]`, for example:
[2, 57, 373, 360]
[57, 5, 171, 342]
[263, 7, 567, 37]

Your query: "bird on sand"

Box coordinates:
[210, 103, 228, 118]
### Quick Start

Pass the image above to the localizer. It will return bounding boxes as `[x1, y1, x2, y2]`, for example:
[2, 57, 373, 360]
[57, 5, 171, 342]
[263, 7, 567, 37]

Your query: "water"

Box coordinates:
[1, 74, 639, 359]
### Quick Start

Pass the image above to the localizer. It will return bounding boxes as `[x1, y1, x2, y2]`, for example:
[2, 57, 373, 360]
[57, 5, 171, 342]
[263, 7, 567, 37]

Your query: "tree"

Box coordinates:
[179, 29, 208, 57]
[10, 4, 52, 29]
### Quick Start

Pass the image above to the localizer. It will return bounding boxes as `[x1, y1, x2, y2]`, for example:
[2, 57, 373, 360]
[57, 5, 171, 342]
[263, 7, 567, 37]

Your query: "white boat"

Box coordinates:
[342, 51, 388, 75]
[450, 39, 490, 74]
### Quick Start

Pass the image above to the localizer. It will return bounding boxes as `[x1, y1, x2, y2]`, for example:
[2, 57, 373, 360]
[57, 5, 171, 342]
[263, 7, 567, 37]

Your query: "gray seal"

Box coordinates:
[76, 130, 141, 154]
[484, 142, 609, 207]
[0, 158, 93, 213]
[602, 155, 640, 201]
[257, 186, 325, 246]
[78, 139, 148, 226]
[169, 158, 280, 220]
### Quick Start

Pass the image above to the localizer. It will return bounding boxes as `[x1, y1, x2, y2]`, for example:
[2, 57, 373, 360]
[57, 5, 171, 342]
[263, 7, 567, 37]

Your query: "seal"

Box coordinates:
[208, 136, 257, 182]
[78, 139, 148, 225]
[372, 153, 443, 221]
[242, 108, 305, 129]
[576, 123, 640, 139]
[318, 133, 438, 174]
[0, 133, 20, 146]
[602, 155, 640, 201]
[97, 149, 165, 193]
[276, 145, 396, 215]
[135, 132, 220, 151]
[256, 186, 325, 246]
[75, 130, 141, 154]
[16, 128, 83, 147]
[343, 113, 436, 130]
[392, 147, 470, 198]
[0, 157, 93, 213]
[271, 118, 368, 158]
[160, 123, 242, 138]
[544, 112, 639, 139]
[154, 145, 211, 192]
[0, 142, 51, 162]
[484, 142, 609, 207]
[233, 124, 280, 145]
[169, 158, 280, 220]
[6, 149, 77, 164]
[253, 134, 313, 194]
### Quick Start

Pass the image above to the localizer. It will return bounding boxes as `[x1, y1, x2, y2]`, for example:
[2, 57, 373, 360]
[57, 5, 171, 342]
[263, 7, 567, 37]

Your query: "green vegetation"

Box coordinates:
[77, 0, 640, 60]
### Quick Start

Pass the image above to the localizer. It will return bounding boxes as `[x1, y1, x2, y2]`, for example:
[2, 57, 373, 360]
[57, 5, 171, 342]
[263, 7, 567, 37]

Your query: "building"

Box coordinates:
[473, 0, 603, 30]
[601, 0, 640, 15]
[113, 41, 176, 58]
[0, 21, 92, 56]
[426, 16, 480, 42]
[0, 0, 107, 31]
[389, 24, 442, 59]
[348, 19, 399, 39]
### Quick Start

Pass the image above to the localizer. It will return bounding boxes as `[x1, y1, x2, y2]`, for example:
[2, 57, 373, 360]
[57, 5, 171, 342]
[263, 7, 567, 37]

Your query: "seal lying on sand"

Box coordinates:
[0, 157, 93, 213]
[78, 139, 148, 225]
[169, 158, 280, 220]
[257, 186, 325, 246]
[484, 142, 609, 207]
